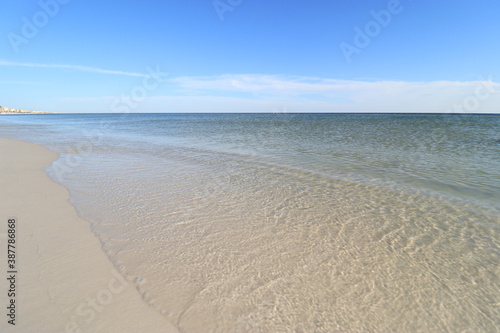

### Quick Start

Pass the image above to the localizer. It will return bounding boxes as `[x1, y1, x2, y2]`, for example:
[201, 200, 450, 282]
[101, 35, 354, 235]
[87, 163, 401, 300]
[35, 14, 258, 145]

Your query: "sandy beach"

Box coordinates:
[0, 138, 178, 333]
[1, 113, 498, 332]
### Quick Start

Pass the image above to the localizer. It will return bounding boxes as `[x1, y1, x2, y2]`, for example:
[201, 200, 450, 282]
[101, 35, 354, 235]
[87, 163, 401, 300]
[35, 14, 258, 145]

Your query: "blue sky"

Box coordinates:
[0, 0, 499, 113]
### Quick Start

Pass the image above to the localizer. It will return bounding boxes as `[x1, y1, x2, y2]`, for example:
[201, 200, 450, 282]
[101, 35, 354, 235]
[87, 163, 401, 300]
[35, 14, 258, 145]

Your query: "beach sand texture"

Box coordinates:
[0, 138, 178, 333]
[0, 112, 498, 332]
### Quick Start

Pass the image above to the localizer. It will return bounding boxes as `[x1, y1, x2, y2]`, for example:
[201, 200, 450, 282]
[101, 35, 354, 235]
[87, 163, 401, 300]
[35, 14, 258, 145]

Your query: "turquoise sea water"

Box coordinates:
[1, 113, 499, 332]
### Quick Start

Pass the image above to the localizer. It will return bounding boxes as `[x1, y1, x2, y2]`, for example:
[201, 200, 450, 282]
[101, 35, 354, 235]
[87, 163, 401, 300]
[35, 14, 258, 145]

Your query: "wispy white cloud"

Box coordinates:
[15, 72, 500, 113]
[0, 60, 148, 78]
[0, 80, 45, 85]
[168, 74, 500, 112]
[171, 74, 500, 96]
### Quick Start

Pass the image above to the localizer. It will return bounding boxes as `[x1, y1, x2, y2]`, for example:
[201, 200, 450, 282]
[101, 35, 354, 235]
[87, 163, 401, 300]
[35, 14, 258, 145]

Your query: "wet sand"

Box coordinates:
[0, 138, 178, 333]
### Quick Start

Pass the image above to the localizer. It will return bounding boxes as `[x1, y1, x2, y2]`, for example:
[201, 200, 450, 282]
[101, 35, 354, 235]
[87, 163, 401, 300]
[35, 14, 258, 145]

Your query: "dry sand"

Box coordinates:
[0, 138, 179, 333]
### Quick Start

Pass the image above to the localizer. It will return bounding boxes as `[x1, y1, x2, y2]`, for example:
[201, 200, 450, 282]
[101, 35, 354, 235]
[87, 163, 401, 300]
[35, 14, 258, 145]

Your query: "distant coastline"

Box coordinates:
[0, 105, 49, 114]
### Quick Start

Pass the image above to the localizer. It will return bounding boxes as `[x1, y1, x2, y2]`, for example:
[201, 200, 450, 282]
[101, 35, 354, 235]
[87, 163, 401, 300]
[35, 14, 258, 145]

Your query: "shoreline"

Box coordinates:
[0, 138, 178, 333]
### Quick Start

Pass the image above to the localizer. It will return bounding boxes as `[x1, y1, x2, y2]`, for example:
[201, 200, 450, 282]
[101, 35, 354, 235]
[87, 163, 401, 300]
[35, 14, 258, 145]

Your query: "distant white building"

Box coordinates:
[0, 106, 47, 114]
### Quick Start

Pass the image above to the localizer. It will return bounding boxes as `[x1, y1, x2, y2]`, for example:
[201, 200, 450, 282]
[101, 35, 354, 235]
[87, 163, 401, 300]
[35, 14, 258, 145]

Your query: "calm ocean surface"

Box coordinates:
[1, 113, 499, 331]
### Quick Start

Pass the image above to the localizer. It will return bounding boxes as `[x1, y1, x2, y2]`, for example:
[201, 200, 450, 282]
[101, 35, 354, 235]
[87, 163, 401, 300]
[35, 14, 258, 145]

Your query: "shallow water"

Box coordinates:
[1, 113, 499, 332]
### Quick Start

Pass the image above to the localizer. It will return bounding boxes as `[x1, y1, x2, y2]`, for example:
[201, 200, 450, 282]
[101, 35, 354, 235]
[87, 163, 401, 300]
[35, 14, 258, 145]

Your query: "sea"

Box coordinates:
[1, 113, 499, 332]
